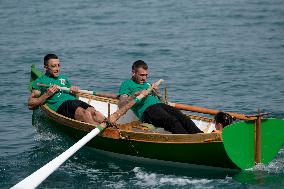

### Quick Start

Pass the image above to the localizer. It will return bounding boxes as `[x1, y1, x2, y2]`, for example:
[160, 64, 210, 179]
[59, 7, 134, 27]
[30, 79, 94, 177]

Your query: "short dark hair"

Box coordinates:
[44, 54, 58, 66]
[214, 112, 234, 127]
[132, 60, 148, 71]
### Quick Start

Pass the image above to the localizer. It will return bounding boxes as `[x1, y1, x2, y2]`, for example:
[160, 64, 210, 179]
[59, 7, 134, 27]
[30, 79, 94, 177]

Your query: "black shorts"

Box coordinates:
[56, 100, 92, 119]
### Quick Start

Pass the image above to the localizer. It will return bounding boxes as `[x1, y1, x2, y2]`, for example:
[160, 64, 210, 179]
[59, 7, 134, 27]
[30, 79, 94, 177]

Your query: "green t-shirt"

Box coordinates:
[119, 79, 161, 119]
[31, 74, 76, 111]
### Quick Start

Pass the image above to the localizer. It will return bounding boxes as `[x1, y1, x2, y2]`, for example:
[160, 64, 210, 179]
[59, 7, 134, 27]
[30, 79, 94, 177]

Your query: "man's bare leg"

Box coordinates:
[74, 107, 98, 124]
[85, 107, 106, 123]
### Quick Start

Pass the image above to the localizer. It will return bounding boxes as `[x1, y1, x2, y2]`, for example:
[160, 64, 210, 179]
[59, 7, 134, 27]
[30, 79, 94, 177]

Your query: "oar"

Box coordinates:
[169, 102, 256, 121]
[37, 83, 118, 99]
[12, 79, 163, 189]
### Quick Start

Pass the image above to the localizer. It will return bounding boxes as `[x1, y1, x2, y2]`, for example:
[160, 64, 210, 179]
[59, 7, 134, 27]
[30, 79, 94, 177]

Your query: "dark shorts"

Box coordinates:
[56, 100, 92, 119]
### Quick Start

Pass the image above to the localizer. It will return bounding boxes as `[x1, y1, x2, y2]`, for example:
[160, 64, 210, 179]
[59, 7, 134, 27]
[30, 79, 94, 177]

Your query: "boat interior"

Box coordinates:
[78, 93, 217, 134]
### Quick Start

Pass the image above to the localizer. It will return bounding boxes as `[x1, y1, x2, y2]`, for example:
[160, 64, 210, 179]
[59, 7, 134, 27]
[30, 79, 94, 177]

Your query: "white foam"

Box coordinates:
[102, 180, 126, 189]
[243, 145, 284, 174]
[247, 159, 284, 174]
[133, 167, 213, 188]
[34, 130, 59, 142]
[64, 161, 100, 182]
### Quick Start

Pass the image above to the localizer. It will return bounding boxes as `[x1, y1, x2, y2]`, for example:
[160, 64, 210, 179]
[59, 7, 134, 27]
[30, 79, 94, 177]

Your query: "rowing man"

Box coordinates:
[118, 60, 203, 134]
[28, 54, 105, 125]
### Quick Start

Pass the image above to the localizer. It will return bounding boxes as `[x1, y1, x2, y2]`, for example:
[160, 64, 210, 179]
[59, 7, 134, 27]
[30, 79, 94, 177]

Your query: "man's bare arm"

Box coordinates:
[28, 90, 47, 110]
[28, 85, 58, 110]
[118, 94, 132, 108]
[118, 90, 150, 108]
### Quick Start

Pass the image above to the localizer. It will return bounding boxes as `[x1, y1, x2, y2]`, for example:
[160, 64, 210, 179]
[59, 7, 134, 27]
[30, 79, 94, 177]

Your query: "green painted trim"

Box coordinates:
[261, 119, 284, 164]
[222, 118, 284, 169]
[96, 125, 104, 132]
[134, 97, 141, 103]
[29, 64, 44, 91]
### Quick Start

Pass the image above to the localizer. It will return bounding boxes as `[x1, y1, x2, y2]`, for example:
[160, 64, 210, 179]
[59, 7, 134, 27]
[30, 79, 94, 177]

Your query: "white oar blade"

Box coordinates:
[11, 128, 101, 189]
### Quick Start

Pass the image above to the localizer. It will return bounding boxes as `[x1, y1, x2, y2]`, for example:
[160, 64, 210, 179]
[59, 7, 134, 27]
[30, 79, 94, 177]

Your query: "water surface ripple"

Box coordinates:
[0, 0, 283, 188]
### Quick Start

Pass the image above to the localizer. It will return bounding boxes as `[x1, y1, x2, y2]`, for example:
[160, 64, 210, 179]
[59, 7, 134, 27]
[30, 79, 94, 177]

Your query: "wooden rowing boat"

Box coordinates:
[29, 65, 284, 170]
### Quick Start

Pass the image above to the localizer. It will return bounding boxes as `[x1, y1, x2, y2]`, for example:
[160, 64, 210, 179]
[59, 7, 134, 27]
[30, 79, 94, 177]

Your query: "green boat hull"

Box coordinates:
[42, 117, 238, 169]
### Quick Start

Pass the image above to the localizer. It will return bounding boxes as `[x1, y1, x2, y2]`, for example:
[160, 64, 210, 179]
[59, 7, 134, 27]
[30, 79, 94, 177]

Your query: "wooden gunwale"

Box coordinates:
[118, 131, 222, 144]
[78, 93, 118, 104]
[187, 114, 214, 122]
[40, 100, 223, 144]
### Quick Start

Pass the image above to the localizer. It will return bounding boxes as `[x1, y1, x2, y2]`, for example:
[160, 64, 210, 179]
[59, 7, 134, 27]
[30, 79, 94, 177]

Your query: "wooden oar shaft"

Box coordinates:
[170, 102, 256, 121]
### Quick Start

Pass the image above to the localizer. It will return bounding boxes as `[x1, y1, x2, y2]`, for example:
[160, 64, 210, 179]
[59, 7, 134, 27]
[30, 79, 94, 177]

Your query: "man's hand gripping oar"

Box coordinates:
[11, 79, 163, 189]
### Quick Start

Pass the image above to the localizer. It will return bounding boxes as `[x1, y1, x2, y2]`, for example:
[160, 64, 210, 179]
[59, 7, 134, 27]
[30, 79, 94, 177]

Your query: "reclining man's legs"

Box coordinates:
[74, 107, 106, 125]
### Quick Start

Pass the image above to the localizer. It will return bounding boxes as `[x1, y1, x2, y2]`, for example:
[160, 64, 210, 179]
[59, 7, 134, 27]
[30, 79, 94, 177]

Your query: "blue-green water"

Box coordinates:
[1, 0, 284, 188]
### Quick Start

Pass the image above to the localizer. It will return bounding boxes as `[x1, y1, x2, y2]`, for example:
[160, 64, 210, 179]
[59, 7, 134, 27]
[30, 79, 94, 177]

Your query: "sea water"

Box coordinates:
[0, 0, 284, 188]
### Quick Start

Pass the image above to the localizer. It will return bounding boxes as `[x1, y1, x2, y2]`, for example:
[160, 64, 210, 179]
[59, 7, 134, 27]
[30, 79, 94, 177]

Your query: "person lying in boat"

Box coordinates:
[28, 54, 105, 125]
[118, 60, 202, 134]
[213, 111, 234, 133]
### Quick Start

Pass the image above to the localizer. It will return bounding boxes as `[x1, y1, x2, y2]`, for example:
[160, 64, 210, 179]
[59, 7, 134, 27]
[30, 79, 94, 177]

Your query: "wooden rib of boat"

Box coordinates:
[29, 65, 284, 170]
